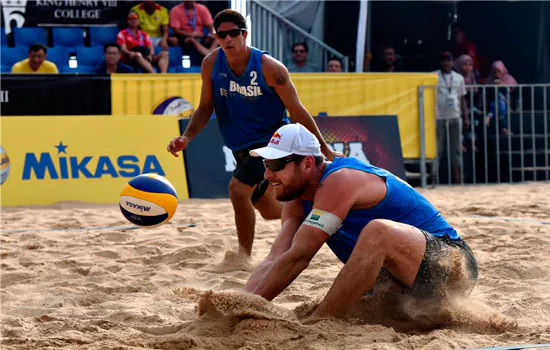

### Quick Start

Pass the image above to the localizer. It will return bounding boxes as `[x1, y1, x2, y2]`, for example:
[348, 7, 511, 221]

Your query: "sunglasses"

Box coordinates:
[263, 155, 304, 172]
[215, 28, 245, 39]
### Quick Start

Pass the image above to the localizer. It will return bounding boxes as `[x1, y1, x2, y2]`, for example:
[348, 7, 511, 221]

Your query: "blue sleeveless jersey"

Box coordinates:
[211, 47, 288, 151]
[301, 158, 459, 264]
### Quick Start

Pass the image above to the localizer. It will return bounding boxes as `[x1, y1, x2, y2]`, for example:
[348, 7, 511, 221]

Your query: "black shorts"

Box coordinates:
[232, 143, 267, 187]
[405, 230, 478, 299]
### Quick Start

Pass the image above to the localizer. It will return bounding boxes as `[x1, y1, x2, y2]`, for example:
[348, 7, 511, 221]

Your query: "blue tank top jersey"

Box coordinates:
[211, 47, 288, 151]
[301, 158, 460, 264]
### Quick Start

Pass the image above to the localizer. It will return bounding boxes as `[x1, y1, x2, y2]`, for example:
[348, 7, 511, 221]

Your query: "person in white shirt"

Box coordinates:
[436, 51, 469, 184]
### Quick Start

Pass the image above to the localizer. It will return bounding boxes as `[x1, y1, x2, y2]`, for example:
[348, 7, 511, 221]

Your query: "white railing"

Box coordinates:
[248, 0, 349, 72]
[417, 84, 550, 187]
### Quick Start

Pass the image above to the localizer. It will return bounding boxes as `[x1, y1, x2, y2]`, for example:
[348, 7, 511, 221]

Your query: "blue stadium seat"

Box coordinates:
[182, 66, 201, 73]
[1, 27, 7, 47]
[168, 46, 183, 67]
[13, 27, 48, 47]
[76, 47, 104, 67]
[47, 47, 72, 68]
[52, 27, 84, 47]
[60, 65, 95, 74]
[1, 65, 12, 72]
[89, 26, 119, 47]
[1, 47, 28, 68]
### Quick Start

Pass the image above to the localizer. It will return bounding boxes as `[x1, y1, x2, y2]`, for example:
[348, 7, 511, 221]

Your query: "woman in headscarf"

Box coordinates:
[485, 61, 517, 87]
[484, 61, 517, 135]
[454, 54, 480, 104]
[453, 54, 480, 181]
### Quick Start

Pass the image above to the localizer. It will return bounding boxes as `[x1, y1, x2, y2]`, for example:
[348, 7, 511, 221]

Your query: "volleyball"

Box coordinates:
[119, 173, 178, 228]
[0, 146, 10, 185]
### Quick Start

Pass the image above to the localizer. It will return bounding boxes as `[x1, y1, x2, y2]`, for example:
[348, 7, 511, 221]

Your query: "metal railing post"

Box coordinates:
[418, 86, 427, 188]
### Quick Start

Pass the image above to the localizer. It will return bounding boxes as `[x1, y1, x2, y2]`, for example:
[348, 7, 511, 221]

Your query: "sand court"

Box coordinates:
[1, 183, 549, 349]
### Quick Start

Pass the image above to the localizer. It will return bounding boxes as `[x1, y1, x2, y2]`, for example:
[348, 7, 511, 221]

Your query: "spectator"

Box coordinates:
[485, 60, 517, 88]
[484, 61, 517, 135]
[287, 42, 320, 73]
[11, 43, 58, 74]
[436, 51, 468, 184]
[116, 10, 169, 73]
[453, 54, 481, 115]
[94, 42, 134, 74]
[327, 57, 343, 72]
[454, 54, 481, 182]
[372, 45, 404, 72]
[454, 55, 478, 88]
[170, 0, 217, 65]
[131, 0, 170, 51]
[450, 24, 478, 71]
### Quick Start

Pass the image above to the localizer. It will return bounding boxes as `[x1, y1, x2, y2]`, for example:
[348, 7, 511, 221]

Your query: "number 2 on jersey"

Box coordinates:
[250, 71, 258, 86]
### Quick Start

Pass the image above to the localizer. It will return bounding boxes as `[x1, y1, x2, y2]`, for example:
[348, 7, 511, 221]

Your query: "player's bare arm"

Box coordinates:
[247, 169, 379, 301]
[261, 55, 343, 160]
[243, 199, 304, 293]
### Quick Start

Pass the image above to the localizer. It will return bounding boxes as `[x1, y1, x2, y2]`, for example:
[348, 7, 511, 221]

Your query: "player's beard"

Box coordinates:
[274, 176, 308, 202]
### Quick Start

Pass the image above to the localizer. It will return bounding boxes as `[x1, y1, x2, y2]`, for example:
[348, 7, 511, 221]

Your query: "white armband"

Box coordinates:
[303, 209, 343, 236]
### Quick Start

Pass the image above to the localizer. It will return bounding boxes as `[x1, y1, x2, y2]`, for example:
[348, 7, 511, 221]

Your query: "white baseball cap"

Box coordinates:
[249, 123, 322, 159]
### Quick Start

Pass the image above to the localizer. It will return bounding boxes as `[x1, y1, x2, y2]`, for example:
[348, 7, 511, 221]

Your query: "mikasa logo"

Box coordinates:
[229, 81, 263, 97]
[22, 142, 165, 180]
[125, 201, 151, 212]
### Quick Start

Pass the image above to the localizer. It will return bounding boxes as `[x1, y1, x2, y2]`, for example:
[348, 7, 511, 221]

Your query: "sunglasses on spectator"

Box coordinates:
[215, 28, 245, 39]
[128, 15, 138, 20]
[293, 49, 306, 54]
[263, 155, 304, 172]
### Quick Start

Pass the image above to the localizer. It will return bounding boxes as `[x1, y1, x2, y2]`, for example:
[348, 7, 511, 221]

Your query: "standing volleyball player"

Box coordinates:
[167, 9, 341, 257]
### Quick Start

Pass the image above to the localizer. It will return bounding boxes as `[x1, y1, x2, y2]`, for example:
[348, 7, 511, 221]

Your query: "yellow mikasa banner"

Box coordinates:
[0, 115, 188, 206]
[111, 73, 437, 158]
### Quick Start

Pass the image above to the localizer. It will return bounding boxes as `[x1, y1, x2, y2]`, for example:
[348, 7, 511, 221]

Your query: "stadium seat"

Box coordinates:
[182, 66, 201, 73]
[47, 47, 72, 68]
[1, 27, 7, 47]
[1, 65, 11, 73]
[60, 65, 95, 74]
[52, 27, 85, 47]
[1, 47, 28, 68]
[88, 26, 119, 47]
[76, 46, 104, 67]
[13, 27, 48, 47]
[168, 46, 183, 67]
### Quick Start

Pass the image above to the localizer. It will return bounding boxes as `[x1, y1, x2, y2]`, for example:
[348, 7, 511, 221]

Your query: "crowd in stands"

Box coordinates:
[431, 24, 518, 184]
[2, 1, 218, 74]
[2, 1, 515, 86]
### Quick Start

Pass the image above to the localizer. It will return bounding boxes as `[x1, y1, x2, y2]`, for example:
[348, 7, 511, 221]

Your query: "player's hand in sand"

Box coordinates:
[167, 136, 189, 157]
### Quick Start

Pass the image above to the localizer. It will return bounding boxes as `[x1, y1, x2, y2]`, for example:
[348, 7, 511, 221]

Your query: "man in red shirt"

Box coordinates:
[170, 1, 218, 65]
[451, 24, 478, 71]
[116, 10, 169, 73]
